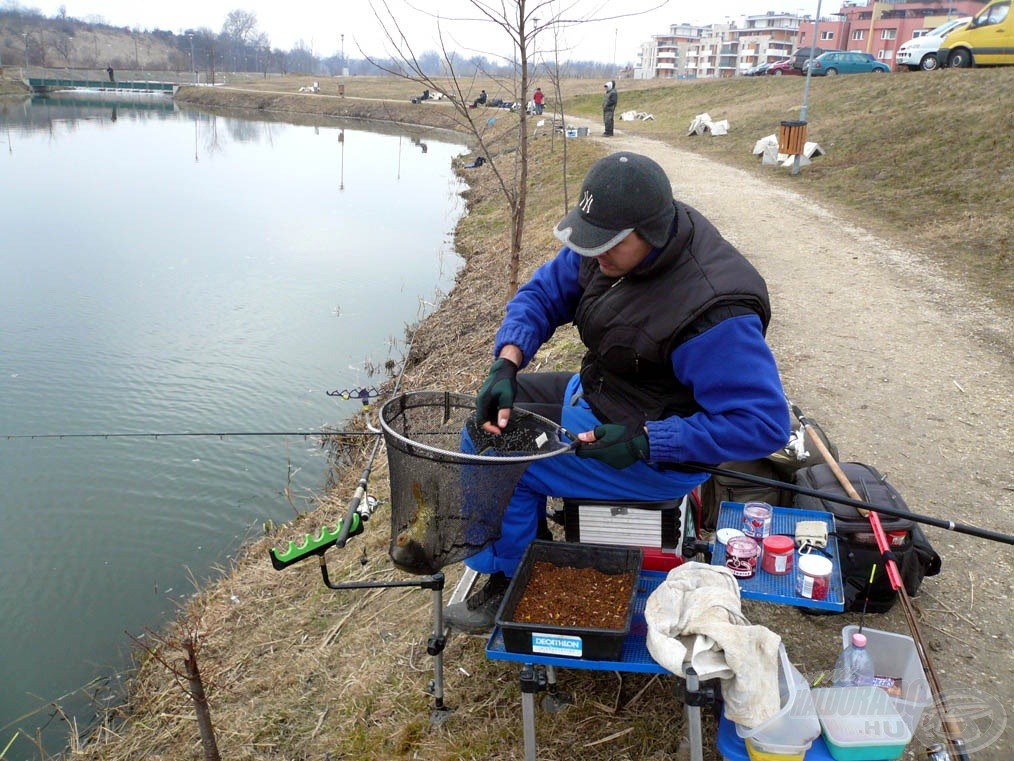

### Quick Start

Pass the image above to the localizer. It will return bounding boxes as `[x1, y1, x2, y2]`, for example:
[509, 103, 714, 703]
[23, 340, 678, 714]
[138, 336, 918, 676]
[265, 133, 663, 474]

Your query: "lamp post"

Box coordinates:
[340, 33, 345, 76]
[793, 0, 823, 175]
[187, 33, 195, 85]
[24, 32, 29, 73]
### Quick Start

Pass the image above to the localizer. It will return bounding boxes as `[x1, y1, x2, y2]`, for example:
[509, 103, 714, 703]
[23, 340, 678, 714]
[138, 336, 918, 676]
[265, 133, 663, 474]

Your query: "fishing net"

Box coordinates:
[380, 391, 572, 575]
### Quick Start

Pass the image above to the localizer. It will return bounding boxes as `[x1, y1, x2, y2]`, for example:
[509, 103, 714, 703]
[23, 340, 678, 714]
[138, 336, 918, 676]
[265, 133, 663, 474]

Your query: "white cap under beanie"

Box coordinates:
[553, 152, 675, 257]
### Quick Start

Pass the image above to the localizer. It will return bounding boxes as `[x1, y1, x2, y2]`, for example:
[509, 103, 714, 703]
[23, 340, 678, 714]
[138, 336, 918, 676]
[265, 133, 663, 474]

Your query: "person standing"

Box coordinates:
[106, 65, 115, 83]
[602, 80, 618, 136]
[533, 87, 545, 115]
[443, 152, 791, 633]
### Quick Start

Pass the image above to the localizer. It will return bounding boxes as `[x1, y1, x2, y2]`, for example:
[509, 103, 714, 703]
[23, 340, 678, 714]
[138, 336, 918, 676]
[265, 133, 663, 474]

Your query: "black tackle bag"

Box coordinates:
[793, 462, 941, 613]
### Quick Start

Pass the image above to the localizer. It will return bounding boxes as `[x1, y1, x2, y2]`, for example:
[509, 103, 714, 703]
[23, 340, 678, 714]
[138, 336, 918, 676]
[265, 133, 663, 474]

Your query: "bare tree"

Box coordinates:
[367, 0, 668, 297]
[221, 9, 259, 45]
[369, 0, 566, 296]
[127, 607, 223, 761]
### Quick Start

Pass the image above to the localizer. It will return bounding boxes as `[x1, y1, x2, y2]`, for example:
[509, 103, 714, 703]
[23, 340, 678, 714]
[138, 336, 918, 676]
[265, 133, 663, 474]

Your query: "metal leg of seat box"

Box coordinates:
[519, 664, 547, 761]
[681, 666, 719, 761]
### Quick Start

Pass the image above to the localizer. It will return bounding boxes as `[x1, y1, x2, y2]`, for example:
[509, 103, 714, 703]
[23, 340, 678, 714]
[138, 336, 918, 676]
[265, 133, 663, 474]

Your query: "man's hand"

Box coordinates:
[475, 357, 518, 433]
[576, 423, 650, 469]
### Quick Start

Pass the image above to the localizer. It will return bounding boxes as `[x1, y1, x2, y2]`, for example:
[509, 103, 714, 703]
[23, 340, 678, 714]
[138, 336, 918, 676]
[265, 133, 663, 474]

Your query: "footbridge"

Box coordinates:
[27, 77, 177, 95]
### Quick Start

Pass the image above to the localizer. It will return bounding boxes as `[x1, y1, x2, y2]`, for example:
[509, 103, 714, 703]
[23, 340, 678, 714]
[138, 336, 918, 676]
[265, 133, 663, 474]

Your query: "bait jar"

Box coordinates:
[725, 536, 760, 579]
[742, 501, 772, 539]
[761, 535, 795, 575]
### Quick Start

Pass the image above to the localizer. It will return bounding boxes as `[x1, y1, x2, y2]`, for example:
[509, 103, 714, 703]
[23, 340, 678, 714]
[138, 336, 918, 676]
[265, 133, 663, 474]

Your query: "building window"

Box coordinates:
[881, 29, 897, 40]
[820, 30, 835, 41]
[912, 29, 928, 38]
[878, 49, 894, 60]
[852, 30, 865, 40]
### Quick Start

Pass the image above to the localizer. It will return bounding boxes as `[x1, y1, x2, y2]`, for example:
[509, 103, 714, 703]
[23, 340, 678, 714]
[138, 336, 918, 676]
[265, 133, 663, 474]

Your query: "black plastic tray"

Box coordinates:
[495, 540, 642, 660]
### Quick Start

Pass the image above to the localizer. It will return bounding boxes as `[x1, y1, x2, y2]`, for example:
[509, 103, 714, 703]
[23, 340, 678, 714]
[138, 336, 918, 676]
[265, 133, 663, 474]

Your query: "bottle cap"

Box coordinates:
[852, 632, 867, 647]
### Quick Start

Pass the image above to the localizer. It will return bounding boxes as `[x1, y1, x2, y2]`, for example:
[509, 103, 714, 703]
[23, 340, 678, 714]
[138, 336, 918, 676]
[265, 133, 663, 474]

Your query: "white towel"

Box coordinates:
[644, 562, 782, 727]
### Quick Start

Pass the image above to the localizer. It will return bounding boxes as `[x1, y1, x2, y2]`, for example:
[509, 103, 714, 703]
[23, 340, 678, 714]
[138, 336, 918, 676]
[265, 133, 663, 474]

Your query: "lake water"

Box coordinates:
[0, 93, 466, 757]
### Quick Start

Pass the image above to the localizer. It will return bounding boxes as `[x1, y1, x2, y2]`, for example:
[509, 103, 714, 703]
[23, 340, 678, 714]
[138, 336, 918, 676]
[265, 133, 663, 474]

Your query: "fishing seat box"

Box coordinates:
[559, 498, 689, 571]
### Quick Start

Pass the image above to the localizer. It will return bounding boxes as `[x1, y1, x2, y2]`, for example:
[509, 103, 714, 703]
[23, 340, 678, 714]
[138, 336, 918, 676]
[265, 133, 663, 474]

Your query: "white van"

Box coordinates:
[895, 17, 971, 70]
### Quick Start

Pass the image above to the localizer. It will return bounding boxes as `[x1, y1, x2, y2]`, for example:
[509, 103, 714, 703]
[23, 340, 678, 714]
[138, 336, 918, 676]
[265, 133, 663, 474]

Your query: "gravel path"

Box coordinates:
[569, 116, 1013, 758]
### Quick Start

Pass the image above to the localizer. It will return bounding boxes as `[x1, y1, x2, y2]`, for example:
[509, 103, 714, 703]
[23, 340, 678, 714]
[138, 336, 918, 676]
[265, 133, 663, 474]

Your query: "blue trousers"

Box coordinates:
[464, 373, 707, 577]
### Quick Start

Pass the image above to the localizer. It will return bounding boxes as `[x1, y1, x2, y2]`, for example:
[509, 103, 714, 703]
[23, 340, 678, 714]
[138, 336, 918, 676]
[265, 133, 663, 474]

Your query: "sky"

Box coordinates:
[30, 1, 819, 64]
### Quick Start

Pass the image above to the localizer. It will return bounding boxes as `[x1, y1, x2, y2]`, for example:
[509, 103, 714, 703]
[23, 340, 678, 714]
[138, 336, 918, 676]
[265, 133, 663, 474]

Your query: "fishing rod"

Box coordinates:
[3, 430, 382, 441]
[789, 400, 970, 761]
[679, 462, 1014, 547]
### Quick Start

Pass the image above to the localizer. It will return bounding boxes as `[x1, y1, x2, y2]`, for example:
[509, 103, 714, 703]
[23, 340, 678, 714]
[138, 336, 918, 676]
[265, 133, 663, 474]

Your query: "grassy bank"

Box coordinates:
[35, 72, 1011, 759]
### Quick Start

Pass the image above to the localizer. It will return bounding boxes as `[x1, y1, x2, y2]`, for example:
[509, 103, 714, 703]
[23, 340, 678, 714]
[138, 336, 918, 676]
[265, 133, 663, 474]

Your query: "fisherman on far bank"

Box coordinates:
[106, 65, 115, 83]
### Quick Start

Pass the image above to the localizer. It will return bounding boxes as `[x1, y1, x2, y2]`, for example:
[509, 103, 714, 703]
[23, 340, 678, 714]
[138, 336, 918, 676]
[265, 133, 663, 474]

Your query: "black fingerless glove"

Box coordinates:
[474, 357, 518, 427]
[576, 423, 650, 469]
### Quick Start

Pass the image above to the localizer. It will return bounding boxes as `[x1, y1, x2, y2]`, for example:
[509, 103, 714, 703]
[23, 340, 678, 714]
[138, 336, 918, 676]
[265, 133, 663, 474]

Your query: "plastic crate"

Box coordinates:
[813, 686, 912, 761]
[840, 626, 931, 734]
[495, 541, 642, 660]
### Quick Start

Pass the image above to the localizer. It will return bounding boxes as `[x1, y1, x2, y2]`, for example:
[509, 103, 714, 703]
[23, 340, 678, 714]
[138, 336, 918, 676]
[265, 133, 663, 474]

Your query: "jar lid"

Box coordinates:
[762, 535, 794, 553]
[716, 528, 745, 545]
[797, 553, 833, 576]
[726, 536, 760, 557]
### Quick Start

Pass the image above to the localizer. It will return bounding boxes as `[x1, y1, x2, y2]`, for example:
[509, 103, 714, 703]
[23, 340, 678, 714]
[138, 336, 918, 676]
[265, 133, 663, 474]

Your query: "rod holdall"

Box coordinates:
[793, 461, 942, 613]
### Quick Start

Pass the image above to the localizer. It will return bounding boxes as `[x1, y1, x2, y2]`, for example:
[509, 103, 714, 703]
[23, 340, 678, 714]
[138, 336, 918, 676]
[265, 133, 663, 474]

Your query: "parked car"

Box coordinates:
[744, 62, 773, 76]
[766, 58, 799, 75]
[804, 51, 891, 76]
[896, 17, 971, 71]
[938, 0, 1013, 68]
[790, 47, 840, 71]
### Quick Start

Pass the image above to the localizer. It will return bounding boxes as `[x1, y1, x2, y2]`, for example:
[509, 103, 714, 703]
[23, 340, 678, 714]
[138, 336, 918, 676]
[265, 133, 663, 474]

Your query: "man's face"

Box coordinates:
[593, 231, 652, 277]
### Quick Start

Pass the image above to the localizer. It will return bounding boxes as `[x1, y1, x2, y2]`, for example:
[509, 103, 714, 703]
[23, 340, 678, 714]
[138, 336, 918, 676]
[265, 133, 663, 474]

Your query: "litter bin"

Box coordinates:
[338, 83, 346, 97]
[778, 120, 808, 155]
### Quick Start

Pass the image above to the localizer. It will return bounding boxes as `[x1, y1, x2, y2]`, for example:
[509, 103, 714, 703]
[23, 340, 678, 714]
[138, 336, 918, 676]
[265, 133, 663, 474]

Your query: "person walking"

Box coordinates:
[443, 152, 791, 633]
[602, 80, 618, 136]
[533, 87, 545, 115]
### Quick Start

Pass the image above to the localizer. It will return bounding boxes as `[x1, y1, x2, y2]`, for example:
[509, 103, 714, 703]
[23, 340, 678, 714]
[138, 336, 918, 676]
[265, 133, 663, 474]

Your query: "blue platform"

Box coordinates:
[711, 503, 845, 612]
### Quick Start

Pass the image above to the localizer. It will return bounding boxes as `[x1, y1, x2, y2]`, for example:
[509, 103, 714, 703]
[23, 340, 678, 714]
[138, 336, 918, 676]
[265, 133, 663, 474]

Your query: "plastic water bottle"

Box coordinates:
[832, 632, 876, 687]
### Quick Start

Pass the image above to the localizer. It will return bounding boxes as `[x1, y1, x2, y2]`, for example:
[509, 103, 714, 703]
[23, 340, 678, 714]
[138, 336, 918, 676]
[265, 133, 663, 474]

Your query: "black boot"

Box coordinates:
[444, 572, 510, 634]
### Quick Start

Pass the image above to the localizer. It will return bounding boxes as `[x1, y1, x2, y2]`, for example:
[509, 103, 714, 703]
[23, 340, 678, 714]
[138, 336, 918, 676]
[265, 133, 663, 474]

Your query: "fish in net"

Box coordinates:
[380, 391, 572, 574]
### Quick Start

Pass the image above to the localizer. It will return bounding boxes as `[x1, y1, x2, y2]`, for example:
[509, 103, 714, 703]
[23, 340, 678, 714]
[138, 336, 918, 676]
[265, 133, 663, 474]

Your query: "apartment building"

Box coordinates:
[635, 1, 987, 77]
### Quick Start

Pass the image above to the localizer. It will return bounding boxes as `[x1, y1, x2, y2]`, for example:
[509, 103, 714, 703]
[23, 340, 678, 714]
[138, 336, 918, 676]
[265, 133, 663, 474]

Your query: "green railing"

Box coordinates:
[27, 78, 176, 93]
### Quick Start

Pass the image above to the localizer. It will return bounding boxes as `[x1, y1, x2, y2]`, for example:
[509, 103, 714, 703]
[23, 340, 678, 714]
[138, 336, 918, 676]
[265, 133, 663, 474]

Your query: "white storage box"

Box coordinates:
[840, 626, 931, 733]
[735, 644, 821, 753]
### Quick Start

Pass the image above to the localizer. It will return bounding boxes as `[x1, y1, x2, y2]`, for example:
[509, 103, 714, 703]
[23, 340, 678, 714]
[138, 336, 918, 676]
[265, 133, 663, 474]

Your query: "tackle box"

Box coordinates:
[495, 541, 641, 661]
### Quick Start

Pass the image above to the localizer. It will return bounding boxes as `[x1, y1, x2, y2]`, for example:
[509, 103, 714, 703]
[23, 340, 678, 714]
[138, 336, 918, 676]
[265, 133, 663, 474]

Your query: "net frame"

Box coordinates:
[379, 391, 573, 574]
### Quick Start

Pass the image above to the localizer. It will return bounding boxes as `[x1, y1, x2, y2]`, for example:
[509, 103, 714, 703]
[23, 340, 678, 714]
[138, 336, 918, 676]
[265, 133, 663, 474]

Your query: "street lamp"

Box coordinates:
[24, 32, 29, 72]
[187, 33, 195, 85]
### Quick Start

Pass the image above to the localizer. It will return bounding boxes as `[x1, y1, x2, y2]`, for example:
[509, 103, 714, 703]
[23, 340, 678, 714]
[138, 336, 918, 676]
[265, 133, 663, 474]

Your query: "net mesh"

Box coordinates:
[380, 391, 572, 575]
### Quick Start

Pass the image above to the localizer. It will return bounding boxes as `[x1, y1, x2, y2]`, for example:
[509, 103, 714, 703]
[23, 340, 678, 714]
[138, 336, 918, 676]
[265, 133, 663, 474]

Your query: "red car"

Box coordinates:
[766, 58, 800, 76]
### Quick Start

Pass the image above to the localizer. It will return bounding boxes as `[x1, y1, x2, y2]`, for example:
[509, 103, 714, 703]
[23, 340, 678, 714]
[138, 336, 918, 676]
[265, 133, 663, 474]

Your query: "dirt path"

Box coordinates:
[566, 116, 1013, 757]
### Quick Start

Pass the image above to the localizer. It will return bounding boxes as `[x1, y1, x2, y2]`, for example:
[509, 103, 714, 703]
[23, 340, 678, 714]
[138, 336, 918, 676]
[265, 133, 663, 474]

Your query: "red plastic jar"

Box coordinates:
[761, 535, 795, 575]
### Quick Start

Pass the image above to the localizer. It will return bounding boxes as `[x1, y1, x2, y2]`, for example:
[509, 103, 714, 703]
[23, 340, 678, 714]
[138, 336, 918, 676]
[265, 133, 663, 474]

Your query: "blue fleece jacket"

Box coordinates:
[494, 247, 790, 465]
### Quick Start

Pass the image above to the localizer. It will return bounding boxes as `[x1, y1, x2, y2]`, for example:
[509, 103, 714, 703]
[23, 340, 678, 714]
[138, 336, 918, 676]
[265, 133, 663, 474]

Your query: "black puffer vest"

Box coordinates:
[576, 201, 771, 426]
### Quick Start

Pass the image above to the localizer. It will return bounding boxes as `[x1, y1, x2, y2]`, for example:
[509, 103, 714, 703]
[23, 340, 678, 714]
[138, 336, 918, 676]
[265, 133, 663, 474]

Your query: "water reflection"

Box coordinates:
[0, 95, 466, 759]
